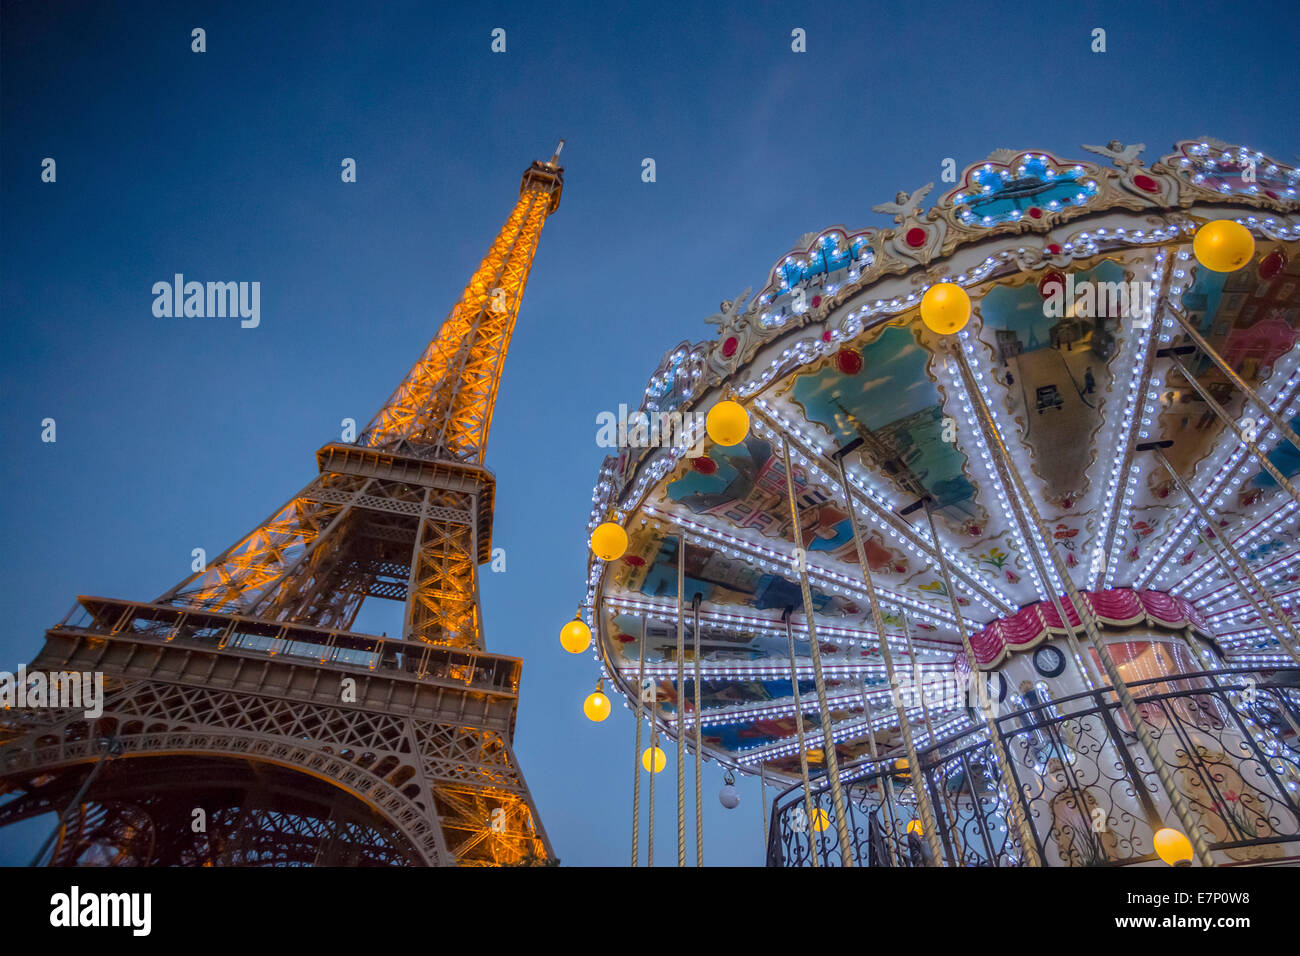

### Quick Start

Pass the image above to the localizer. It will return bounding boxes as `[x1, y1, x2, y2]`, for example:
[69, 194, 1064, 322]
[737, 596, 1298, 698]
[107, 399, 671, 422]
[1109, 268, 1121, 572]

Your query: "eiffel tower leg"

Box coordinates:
[156, 474, 371, 615]
[407, 488, 482, 648]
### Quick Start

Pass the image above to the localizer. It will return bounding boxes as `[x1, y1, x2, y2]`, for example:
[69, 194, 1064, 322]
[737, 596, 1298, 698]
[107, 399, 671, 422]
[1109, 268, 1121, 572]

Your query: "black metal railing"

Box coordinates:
[767, 667, 1300, 866]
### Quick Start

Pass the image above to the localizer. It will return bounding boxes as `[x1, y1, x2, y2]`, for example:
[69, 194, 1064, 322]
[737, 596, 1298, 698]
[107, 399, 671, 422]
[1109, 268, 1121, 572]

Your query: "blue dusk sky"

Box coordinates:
[1, 0, 1295, 865]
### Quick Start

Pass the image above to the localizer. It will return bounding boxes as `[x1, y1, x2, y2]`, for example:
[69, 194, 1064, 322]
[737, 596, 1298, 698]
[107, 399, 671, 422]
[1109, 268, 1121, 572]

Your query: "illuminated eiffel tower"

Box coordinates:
[0, 148, 565, 866]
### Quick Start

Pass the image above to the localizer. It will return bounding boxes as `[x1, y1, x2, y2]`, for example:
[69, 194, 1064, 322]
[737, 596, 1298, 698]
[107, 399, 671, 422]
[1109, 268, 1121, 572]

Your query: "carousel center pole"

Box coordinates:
[952, 343, 1216, 867]
[831, 445, 946, 865]
[782, 439, 855, 866]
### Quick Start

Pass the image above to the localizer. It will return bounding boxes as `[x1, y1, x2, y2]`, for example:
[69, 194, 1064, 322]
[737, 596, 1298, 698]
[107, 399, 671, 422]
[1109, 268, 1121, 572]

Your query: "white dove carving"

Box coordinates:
[1081, 140, 1146, 167]
[872, 183, 933, 224]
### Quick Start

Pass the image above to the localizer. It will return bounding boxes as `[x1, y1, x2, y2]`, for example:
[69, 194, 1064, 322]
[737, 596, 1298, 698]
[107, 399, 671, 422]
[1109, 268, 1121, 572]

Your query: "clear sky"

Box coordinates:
[2, 0, 1295, 866]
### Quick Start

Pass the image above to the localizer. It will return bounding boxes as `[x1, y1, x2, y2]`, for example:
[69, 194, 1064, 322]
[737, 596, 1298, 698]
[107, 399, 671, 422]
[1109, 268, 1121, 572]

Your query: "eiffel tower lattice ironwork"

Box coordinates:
[0, 147, 566, 867]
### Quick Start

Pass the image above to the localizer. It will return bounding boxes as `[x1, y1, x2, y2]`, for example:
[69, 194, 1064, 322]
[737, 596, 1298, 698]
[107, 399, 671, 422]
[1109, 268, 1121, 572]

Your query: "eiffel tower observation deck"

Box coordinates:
[0, 147, 566, 867]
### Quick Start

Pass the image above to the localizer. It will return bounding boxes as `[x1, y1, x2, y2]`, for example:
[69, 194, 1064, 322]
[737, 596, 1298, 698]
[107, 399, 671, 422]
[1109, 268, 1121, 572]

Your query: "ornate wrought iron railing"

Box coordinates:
[766, 666, 1300, 866]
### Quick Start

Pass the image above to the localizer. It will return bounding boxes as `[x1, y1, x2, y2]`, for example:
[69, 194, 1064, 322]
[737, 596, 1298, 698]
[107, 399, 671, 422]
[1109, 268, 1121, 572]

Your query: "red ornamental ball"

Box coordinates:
[1260, 249, 1287, 280]
[905, 227, 927, 248]
[691, 456, 718, 475]
[1133, 174, 1160, 194]
[1047, 243, 1063, 255]
[721, 336, 739, 358]
[836, 348, 863, 375]
[1027, 207, 1042, 219]
[1039, 271, 1065, 300]
[623, 554, 646, 566]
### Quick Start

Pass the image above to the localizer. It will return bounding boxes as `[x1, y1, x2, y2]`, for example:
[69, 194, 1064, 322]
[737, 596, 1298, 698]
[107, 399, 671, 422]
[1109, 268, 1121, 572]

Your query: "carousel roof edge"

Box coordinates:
[584, 137, 1300, 537]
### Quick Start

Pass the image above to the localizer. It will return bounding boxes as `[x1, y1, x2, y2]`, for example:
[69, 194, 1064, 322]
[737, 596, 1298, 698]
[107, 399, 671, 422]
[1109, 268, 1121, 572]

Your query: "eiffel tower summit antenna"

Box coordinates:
[0, 152, 564, 867]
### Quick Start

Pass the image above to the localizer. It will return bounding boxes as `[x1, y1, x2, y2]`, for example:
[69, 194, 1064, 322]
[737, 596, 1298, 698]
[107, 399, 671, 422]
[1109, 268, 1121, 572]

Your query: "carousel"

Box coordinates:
[566, 137, 1300, 867]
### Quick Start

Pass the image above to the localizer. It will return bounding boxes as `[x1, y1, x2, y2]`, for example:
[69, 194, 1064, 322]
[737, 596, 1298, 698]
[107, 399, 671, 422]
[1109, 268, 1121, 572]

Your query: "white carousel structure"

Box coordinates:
[569, 138, 1300, 867]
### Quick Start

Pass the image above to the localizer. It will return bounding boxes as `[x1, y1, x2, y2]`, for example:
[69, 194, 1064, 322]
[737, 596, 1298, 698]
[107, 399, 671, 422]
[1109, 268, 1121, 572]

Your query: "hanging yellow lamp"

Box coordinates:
[642, 746, 667, 773]
[559, 615, 591, 654]
[590, 521, 628, 561]
[705, 400, 749, 446]
[1192, 220, 1255, 273]
[1152, 827, 1194, 866]
[919, 282, 971, 335]
[583, 681, 611, 722]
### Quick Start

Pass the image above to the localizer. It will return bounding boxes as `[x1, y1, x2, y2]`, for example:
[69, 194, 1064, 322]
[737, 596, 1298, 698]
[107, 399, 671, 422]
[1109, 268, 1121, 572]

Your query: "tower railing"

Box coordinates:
[50, 595, 522, 696]
[767, 666, 1300, 866]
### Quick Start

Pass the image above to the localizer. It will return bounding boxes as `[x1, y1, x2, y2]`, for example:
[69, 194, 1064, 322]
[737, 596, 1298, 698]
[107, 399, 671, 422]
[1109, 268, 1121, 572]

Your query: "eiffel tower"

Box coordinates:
[0, 147, 565, 866]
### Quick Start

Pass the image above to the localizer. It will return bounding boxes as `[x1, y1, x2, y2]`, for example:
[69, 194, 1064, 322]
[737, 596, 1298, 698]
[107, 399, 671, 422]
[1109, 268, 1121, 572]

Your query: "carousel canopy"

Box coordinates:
[583, 137, 1300, 781]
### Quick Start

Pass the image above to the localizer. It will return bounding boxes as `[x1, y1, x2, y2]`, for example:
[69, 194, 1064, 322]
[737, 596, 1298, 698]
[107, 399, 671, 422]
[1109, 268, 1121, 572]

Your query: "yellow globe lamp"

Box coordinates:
[919, 282, 971, 335]
[907, 819, 923, 836]
[810, 808, 830, 833]
[559, 617, 591, 654]
[641, 746, 667, 774]
[590, 521, 628, 561]
[583, 690, 611, 722]
[1193, 220, 1255, 273]
[706, 400, 750, 447]
[1153, 827, 1194, 867]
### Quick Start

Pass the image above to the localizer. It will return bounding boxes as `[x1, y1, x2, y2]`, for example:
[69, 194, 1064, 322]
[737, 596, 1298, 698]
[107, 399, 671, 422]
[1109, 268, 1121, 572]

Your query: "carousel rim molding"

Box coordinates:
[579, 137, 1300, 774]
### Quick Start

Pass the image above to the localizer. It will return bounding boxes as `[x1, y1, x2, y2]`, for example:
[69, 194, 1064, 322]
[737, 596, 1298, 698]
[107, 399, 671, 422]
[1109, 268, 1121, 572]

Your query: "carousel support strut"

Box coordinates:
[913, 495, 1043, 866]
[1140, 441, 1300, 666]
[783, 607, 821, 867]
[1160, 349, 1300, 509]
[782, 439, 855, 866]
[1168, 306, 1300, 456]
[692, 592, 704, 866]
[953, 344, 1215, 867]
[675, 533, 686, 867]
[831, 438, 946, 865]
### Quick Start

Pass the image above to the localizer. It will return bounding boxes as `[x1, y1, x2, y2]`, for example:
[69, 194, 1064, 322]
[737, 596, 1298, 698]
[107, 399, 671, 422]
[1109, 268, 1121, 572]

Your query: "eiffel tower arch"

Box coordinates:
[0, 148, 566, 867]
